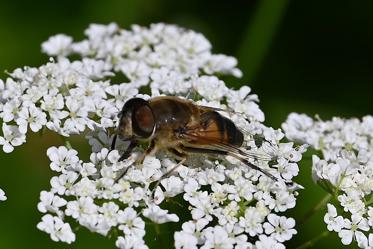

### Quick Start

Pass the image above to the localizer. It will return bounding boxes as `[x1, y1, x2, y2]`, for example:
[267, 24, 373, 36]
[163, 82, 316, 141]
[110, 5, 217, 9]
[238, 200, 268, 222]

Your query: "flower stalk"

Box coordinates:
[295, 230, 330, 249]
[299, 193, 332, 225]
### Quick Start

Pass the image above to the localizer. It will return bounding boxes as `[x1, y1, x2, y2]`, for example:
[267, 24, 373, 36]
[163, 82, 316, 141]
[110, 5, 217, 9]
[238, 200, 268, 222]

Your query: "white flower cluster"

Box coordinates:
[283, 113, 373, 248]
[0, 57, 119, 152]
[0, 23, 305, 248]
[0, 23, 244, 153]
[42, 23, 243, 79]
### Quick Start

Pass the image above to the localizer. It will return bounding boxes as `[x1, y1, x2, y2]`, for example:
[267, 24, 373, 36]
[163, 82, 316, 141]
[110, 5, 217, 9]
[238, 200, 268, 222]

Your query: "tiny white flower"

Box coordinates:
[115, 235, 148, 249]
[1, 99, 21, 122]
[85, 23, 118, 41]
[274, 158, 299, 180]
[16, 105, 47, 133]
[0, 188, 7, 201]
[176, 219, 209, 246]
[193, 76, 227, 101]
[47, 146, 79, 172]
[338, 214, 369, 245]
[338, 193, 366, 215]
[234, 235, 253, 249]
[239, 207, 265, 236]
[271, 190, 296, 212]
[143, 204, 179, 224]
[203, 54, 242, 77]
[160, 175, 184, 197]
[106, 83, 139, 109]
[42, 34, 73, 56]
[282, 113, 315, 144]
[63, 97, 89, 133]
[40, 94, 69, 120]
[50, 172, 79, 195]
[73, 177, 97, 197]
[201, 226, 235, 249]
[174, 231, 198, 249]
[37, 214, 75, 243]
[183, 178, 200, 200]
[99, 202, 119, 226]
[117, 207, 145, 237]
[217, 201, 239, 225]
[65, 196, 98, 219]
[141, 156, 162, 180]
[117, 60, 151, 82]
[233, 177, 255, 201]
[189, 192, 214, 221]
[324, 203, 344, 232]
[37, 191, 67, 215]
[255, 234, 285, 249]
[263, 214, 297, 242]
[0, 124, 26, 153]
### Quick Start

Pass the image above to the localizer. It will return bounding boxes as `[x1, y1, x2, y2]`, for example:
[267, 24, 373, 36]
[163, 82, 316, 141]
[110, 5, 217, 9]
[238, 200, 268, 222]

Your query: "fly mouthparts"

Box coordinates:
[111, 133, 134, 151]
[110, 134, 118, 151]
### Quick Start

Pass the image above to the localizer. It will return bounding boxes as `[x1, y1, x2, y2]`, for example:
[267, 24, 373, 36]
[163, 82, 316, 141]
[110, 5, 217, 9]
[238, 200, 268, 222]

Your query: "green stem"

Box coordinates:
[237, 0, 289, 85]
[154, 223, 160, 235]
[60, 135, 73, 149]
[65, 140, 73, 150]
[299, 193, 332, 225]
[295, 230, 330, 249]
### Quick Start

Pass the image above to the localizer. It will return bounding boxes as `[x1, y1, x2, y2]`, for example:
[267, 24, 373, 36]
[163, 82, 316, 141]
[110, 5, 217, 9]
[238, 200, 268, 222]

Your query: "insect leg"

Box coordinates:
[168, 148, 187, 160]
[160, 157, 186, 181]
[151, 154, 187, 198]
[118, 139, 138, 162]
[135, 139, 157, 165]
[116, 139, 156, 182]
[180, 145, 278, 182]
[113, 140, 139, 182]
[117, 139, 157, 183]
[150, 148, 187, 192]
[110, 134, 118, 151]
[152, 147, 188, 182]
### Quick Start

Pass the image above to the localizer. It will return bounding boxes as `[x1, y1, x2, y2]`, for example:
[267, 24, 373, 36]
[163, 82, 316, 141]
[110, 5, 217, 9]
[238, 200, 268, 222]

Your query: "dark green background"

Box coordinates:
[0, 0, 372, 248]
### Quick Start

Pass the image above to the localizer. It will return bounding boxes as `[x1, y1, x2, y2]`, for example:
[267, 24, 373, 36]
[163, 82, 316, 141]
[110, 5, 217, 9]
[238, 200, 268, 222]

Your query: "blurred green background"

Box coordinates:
[0, 0, 372, 248]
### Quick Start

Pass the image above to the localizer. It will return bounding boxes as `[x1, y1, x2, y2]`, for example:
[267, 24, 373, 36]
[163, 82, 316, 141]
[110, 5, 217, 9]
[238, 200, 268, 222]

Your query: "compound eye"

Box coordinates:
[132, 105, 155, 138]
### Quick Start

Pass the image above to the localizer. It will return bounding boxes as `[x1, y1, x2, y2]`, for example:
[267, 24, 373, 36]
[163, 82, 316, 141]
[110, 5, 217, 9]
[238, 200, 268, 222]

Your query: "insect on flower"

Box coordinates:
[111, 96, 279, 183]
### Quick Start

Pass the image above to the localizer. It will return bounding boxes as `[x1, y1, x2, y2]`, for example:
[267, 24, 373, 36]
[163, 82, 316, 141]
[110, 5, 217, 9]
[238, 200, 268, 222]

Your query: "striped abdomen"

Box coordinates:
[195, 111, 244, 146]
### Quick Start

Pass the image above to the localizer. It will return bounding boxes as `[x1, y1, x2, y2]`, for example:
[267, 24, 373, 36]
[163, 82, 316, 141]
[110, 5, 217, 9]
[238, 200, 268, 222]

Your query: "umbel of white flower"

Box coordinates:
[283, 113, 373, 249]
[0, 23, 305, 248]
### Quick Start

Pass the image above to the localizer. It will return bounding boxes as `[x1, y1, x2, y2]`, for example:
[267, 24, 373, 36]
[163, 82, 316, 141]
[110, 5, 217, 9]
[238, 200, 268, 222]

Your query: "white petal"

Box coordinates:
[339, 230, 353, 245]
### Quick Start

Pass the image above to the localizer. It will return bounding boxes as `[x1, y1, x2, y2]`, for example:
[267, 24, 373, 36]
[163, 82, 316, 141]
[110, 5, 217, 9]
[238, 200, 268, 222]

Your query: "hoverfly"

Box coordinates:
[111, 96, 278, 182]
